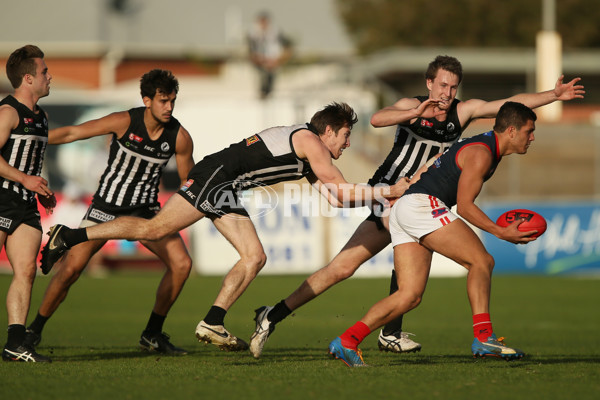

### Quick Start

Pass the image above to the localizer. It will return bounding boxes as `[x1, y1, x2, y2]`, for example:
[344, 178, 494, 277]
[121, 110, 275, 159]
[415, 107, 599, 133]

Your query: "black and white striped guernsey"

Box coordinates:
[93, 107, 180, 208]
[368, 96, 463, 186]
[198, 123, 314, 191]
[0, 95, 48, 203]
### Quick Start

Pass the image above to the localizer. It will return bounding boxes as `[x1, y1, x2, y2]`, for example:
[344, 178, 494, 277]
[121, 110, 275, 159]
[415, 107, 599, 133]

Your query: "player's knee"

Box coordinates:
[242, 251, 267, 274]
[17, 263, 37, 283]
[336, 265, 357, 280]
[59, 254, 87, 275]
[62, 264, 84, 281]
[172, 254, 193, 277]
[485, 253, 495, 272]
[410, 294, 423, 309]
[475, 253, 495, 273]
[406, 292, 423, 309]
[394, 289, 422, 310]
[465, 252, 495, 274]
[327, 260, 360, 281]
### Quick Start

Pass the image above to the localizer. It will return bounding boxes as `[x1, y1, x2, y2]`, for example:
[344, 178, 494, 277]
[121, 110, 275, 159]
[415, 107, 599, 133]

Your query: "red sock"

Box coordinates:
[339, 321, 371, 349]
[473, 313, 493, 342]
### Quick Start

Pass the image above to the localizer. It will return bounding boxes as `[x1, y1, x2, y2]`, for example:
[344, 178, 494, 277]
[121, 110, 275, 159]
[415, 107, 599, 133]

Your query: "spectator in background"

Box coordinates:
[247, 11, 292, 100]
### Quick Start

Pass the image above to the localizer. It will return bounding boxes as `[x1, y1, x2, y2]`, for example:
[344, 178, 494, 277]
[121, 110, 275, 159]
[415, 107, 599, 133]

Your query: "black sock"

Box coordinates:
[6, 324, 26, 348]
[203, 306, 227, 326]
[27, 313, 49, 334]
[382, 270, 404, 336]
[267, 300, 292, 324]
[145, 312, 166, 333]
[63, 228, 88, 248]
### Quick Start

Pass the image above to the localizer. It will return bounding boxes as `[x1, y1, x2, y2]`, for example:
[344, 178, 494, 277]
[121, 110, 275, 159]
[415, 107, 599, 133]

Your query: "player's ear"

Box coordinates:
[426, 79, 433, 92]
[142, 96, 152, 108]
[325, 125, 335, 137]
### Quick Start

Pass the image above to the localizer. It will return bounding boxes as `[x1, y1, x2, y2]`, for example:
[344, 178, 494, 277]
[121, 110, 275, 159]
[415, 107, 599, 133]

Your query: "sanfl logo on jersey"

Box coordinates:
[129, 133, 143, 143]
[245, 135, 261, 146]
[23, 118, 33, 125]
[420, 119, 433, 128]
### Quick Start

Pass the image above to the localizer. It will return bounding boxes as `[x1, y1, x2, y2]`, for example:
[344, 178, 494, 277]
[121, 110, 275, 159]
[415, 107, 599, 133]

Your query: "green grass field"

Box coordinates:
[0, 272, 598, 400]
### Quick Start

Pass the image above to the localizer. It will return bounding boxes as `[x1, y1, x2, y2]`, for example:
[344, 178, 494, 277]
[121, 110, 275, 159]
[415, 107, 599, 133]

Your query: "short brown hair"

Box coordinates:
[493, 101, 537, 132]
[6, 45, 45, 89]
[310, 102, 358, 135]
[425, 55, 463, 84]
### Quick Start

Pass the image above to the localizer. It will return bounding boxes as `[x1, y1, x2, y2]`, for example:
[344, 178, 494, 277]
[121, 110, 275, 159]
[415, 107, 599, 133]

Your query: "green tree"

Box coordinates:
[337, 0, 600, 54]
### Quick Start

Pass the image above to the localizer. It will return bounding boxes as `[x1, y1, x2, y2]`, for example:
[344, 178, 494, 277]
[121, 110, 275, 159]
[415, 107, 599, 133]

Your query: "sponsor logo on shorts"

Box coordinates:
[431, 207, 448, 218]
[205, 180, 278, 219]
[180, 179, 194, 192]
[245, 135, 261, 146]
[89, 208, 116, 223]
[199, 200, 218, 214]
[0, 216, 12, 230]
[185, 190, 196, 200]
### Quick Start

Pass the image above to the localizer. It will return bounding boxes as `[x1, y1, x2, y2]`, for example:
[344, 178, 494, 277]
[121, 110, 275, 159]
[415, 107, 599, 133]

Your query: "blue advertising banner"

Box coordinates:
[482, 202, 600, 275]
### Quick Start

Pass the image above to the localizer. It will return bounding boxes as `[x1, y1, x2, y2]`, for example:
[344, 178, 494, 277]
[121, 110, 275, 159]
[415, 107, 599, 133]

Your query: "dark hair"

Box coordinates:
[6, 45, 45, 89]
[425, 55, 463, 84]
[493, 101, 537, 132]
[140, 69, 179, 99]
[310, 102, 358, 135]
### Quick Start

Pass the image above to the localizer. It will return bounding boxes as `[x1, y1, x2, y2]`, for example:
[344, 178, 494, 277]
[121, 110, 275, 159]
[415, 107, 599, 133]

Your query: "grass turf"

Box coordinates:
[0, 272, 598, 400]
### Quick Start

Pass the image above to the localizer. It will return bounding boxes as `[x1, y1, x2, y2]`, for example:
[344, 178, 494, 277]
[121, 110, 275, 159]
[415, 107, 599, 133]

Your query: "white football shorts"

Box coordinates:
[389, 193, 458, 247]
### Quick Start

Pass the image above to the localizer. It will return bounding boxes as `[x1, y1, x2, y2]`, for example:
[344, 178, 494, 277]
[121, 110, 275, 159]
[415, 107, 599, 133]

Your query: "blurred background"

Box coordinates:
[1, 0, 599, 277]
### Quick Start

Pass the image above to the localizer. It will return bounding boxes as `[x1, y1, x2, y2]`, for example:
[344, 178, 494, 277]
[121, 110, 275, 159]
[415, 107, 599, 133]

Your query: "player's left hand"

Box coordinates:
[554, 75, 585, 101]
[38, 192, 57, 215]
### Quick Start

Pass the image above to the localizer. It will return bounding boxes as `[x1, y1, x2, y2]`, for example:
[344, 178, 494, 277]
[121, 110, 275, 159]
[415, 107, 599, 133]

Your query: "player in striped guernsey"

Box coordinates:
[26, 70, 195, 355]
[1, 45, 54, 362]
[39, 102, 411, 351]
[247, 55, 584, 359]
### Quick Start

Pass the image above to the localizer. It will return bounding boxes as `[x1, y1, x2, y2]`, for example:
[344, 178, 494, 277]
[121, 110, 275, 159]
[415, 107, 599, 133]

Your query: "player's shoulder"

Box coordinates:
[176, 124, 194, 142]
[292, 128, 324, 158]
[0, 103, 19, 124]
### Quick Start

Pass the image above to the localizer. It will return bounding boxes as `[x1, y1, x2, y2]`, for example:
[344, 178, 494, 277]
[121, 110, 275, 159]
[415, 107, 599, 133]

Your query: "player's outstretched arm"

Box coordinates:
[295, 130, 407, 207]
[462, 75, 584, 121]
[49, 111, 130, 144]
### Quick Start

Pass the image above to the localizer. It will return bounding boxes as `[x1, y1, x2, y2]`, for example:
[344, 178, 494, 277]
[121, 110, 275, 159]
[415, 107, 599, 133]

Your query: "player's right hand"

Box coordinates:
[23, 174, 53, 198]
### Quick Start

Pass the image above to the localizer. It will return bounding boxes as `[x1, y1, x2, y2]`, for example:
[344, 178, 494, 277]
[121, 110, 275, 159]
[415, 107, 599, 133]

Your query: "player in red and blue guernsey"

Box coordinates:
[329, 101, 540, 367]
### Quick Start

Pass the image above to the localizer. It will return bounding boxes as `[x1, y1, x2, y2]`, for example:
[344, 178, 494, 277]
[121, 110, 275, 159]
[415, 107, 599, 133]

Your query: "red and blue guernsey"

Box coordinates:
[404, 130, 502, 207]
